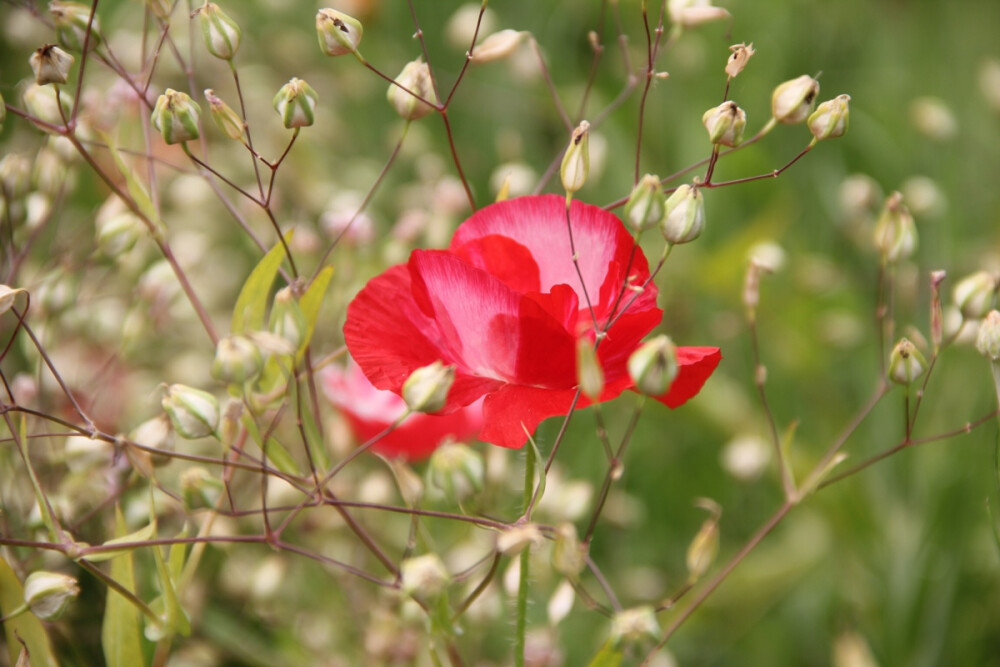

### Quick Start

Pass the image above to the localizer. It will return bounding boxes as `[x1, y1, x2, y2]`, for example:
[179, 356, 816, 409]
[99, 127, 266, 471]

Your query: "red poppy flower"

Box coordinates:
[344, 194, 721, 449]
[322, 359, 483, 460]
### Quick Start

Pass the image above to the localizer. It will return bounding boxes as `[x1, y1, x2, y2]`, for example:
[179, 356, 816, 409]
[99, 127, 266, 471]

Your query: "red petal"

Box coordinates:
[655, 346, 722, 408]
[479, 385, 580, 449]
[451, 234, 540, 294]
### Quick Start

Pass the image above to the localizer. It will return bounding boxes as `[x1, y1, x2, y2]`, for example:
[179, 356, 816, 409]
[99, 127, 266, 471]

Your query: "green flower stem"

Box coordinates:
[515, 443, 536, 667]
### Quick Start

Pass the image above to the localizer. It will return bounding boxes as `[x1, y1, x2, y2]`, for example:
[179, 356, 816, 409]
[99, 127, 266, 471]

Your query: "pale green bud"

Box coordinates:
[471, 29, 527, 63]
[628, 335, 679, 396]
[316, 8, 363, 57]
[953, 271, 998, 320]
[181, 467, 222, 510]
[387, 58, 438, 121]
[268, 286, 307, 350]
[808, 94, 851, 140]
[577, 338, 604, 400]
[212, 334, 263, 384]
[771, 74, 820, 124]
[205, 89, 244, 140]
[402, 361, 455, 413]
[610, 606, 660, 646]
[96, 210, 143, 256]
[551, 522, 586, 578]
[623, 174, 666, 232]
[194, 2, 241, 61]
[22, 83, 72, 130]
[30, 44, 75, 86]
[428, 442, 484, 502]
[976, 310, 1000, 361]
[661, 183, 706, 244]
[560, 120, 591, 195]
[218, 398, 243, 451]
[702, 100, 746, 146]
[151, 89, 201, 145]
[162, 384, 219, 439]
[930, 270, 946, 349]
[24, 571, 79, 620]
[147, 0, 172, 20]
[873, 191, 917, 263]
[0, 153, 33, 199]
[32, 146, 68, 197]
[50, 1, 102, 51]
[495, 523, 543, 556]
[273, 77, 318, 129]
[400, 554, 450, 599]
[130, 413, 175, 467]
[888, 338, 927, 384]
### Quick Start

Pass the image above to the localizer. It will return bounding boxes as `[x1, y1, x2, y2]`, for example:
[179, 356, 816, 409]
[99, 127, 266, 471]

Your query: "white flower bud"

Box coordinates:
[212, 334, 263, 384]
[130, 413, 175, 467]
[50, 1, 102, 51]
[268, 286, 307, 350]
[660, 183, 706, 244]
[387, 58, 438, 121]
[873, 191, 917, 263]
[151, 89, 201, 145]
[0, 153, 32, 199]
[808, 94, 851, 140]
[551, 522, 586, 578]
[162, 384, 219, 439]
[24, 571, 79, 620]
[623, 174, 667, 232]
[194, 2, 241, 61]
[668, 0, 731, 28]
[316, 8, 363, 57]
[702, 101, 746, 146]
[30, 44, 75, 86]
[472, 29, 527, 63]
[610, 606, 660, 645]
[0, 285, 28, 316]
[429, 442, 484, 502]
[976, 311, 1000, 361]
[888, 338, 927, 385]
[22, 83, 72, 130]
[495, 523, 543, 556]
[560, 120, 591, 195]
[953, 271, 998, 320]
[402, 361, 455, 413]
[771, 74, 820, 124]
[628, 335, 679, 396]
[400, 554, 450, 599]
[273, 78, 318, 129]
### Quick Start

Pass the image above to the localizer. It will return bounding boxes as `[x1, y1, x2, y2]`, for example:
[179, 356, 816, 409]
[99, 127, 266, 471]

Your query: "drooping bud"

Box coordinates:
[204, 89, 244, 140]
[610, 606, 660, 646]
[623, 174, 667, 232]
[24, 571, 80, 620]
[272, 78, 318, 129]
[551, 522, 586, 578]
[668, 0, 731, 28]
[50, 1, 102, 51]
[661, 183, 706, 244]
[725, 42, 754, 79]
[402, 361, 455, 414]
[472, 29, 527, 63]
[151, 89, 201, 145]
[268, 286, 307, 350]
[130, 413, 175, 467]
[30, 44, 75, 86]
[771, 74, 820, 124]
[316, 8, 363, 57]
[873, 191, 917, 263]
[627, 335, 679, 396]
[212, 334, 263, 384]
[428, 442, 484, 502]
[386, 58, 438, 121]
[953, 271, 998, 320]
[496, 523, 543, 556]
[194, 2, 241, 61]
[0, 286, 28, 316]
[400, 553, 450, 599]
[702, 100, 746, 146]
[577, 338, 604, 400]
[162, 384, 219, 439]
[976, 311, 1000, 361]
[888, 338, 927, 384]
[808, 94, 851, 140]
[686, 499, 721, 581]
[560, 120, 591, 196]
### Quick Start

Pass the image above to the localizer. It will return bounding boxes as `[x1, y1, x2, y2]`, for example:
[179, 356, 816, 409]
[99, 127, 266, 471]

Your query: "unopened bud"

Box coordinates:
[560, 120, 591, 195]
[24, 571, 79, 620]
[628, 335, 678, 396]
[205, 89, 244, 140]
[23, 83, 72, 130]
[976, 311, 1000, 361]
[151, 89, 201, 145]
[181, 467, 222, 510]
[702, 101, 746, 146]
[930, 270, 946, 348]
[551, 522, 586, 578]
[316, 8, 363, 57]
[428, 442, 484, 501]
[273, 77, 318, 129]
[387, 58, 438, 121]
[873, 191, 917, 263]
[496, 523, 543, 556]
[218, 398, 243, 451]
[400, 553, 450, 599]
[212, 334, 263, 384]
[953, 271, 998, 320]
[888, 338, 927, 384]
[162, 384, 219, 439]
[668, 0, 730, 28]
[402, 361, 455, 413]
[194, 2, 241, 60]
[0, 153, 33, 199]
[32, 147, 68, 197]
[623, 174, 666, 232]
[808, 94, 851, 140]
[610, 606, 660, 645]
[771, 74, 820, 124]
[95, 200, 143, 257]
[268, 286, 307, 350]
[50, 1, 102, 51]
[577, 338, 604, 400]
[472, 29, 527, 63]
[661, 183, 705, 244]
[130, 413, 175, 467]
[725, 42, 754, 79]
[686, 499, 721, 581]
[30, 44, 75, 85]
[0, 285, 28, 316]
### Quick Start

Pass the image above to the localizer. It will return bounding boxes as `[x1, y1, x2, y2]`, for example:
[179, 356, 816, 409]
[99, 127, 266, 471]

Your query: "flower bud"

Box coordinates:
[268, 286, 307, 350]
[953, 271, 998, 320]
[0, 285, 28, 316]
[218, 397, 243, 451]
[628, 335, 679, 396]
[24, 571, 79, 620]
[660, 183, 705, 244]
[96, 210, 143, 257]
[873, 191, 917, 263]
[495, 523, 543, 556]
[888, 338, 927, 385]
[181, 467, 222, 510]
[930, 270, 946, 349]
[668, 0, 730, 28]
[130, 413, 175, 467]
[50, 1, 102, 51]
[623, 174, 667, 232]
[31, 147, 68, 198]
[808, 94, 851, 140]
[151, 89, 201, 145]
[560, 120, 591, 195]
[212, 334, 263, 384]
[725, 42, 754, 79]
[30, 44, 75, 86]
[771, 74, 820, 124]
[400, 553, 450, 599]
[428, 442, 484, 502]
[194, 2, 241, 60]
[577, 338, 604, 400]
[316, 8, 363, 57]
[472, 29, 527, 63]
[0, 153, 33, 199]
[272, 77, 318, 129]
[610, 606, 660, 645]
[162, 384, 219, 439]
[22, 83, 72, 130]
[402, 361, 455, 413]
[976, 311, 1000, 361]
[551, 522, 586, 578]
[686, 500, 721, 581]
[204, 89, 244, 140]
[387, 58, 438, 121]
[702, 101, 746, 146]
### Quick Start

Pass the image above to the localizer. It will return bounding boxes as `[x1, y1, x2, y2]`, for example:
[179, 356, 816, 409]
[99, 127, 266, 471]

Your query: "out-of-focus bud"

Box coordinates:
[551, 522, 586, 578]
[130, 413, 175, 467]
[668, 0, 731, 28]
[162, 384, 219, 439]
[976, 311, 1000, 361]
[181, 467, 222, 510]
[610, 606, 660, 645]
[472, 29, 527, 63]
[95, 197, 144, 256]
[23, 83, 72, 130]
[50, 1, 102, 51]
[660, 183, 705, 244]
[402, 361, 455, 414]
[35, 270, 75, 315]
[624, 174, 666, 232]
[204, 89, 244, 140]
[548, 580, 576, 627]
[725, 42, 754, 78]
[888, 338, 928, 385]
[808, 94, 851, 141]
[980, 59, 1000, 114]
[910, 96, 957, 141]
[30, 44, 75, 85]
[953, 271, 998, 320]
[268, 286, 307, 350]
[771, 74, 819, 124]
[686, 499, 721, 581]
[218, 398, 243, 451]
[445, 3, 497, 50]
[400, 554, 450, 599]
[0, 153, 33, 199]
[24, 571, 79, 620]
[428, 442, 484, 502]
[577, 338, 604, 400]
[194, 2, 241, 61]
[272, 77, 318, 129]
[316, 8, 363, 57]
[212, 334, 263, 384]
[930, 270, 946, 349]
[628, 335, 679, 397]
[560, 120, 591, 196]
[151, 89, 201, 145]
[32, 147, 67, 198]
[702, 101, 746, 146]
[387, 58, 438, 121]
[495, 523, 543, 556]
[873, 191, 917, 263]
[0, 285, 27, 316]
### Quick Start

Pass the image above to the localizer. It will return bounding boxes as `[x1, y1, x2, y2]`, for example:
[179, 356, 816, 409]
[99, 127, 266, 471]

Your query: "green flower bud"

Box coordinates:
[495, 523, 543, 556]
[402, 361, 455, 414]
[273, 77, 318, 129]
[771, 74, 820, 124]
[130, 413, 175, 467]
[551, 522, 586, 579]
[428, 442, 484, 502]
[576, 338, 604, 400]
[268, 286, 307, 350]
[387, 58, 438, 121]
[888, 338, 927, 385]
[212, 334, 263, 384]
[628, 335, 679, 396]
[0, 153, 33, 199]
[205, 89, 244, 140]
[96, 210, 143, 256]
[953, 271, 998, 320]
[686, 500, 721, 581]
[0, 285, 28, 316]
[32, 146, 68, 197]
[400, 553, 450, 599]
[661, 183, 706, 244]
[560, 120, 591, 195]
[610, 606, 660, 646]
[194, 2, 241, 60]
[30, 44, 75, 86]
[50, 1, 102, 51]
[181, 467, 223, 510]
[873, 191, 917, 263]
[22, 83, 72, 130]
[471, 29, 527, 63]
[623, 174, 667, 232]
[151, 89, 201, 145]
[976, 310, 1000, 361]
[162, 384, 219, 439]
[24, 571, 80, 620]
[702, 100, 746, 146]
[808, 94, 851, 140]
[316, 8, 363, 57]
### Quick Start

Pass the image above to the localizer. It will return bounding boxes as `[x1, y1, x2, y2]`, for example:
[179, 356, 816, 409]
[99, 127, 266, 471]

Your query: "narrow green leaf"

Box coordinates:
[295, 266, 333, 363]
[586, 640, 624, 667]
[150, 529, 190, 639]
[263, 436, 300, 476]
[102, 508, 145, 667]
[231, 234, 291, 334]
[85, 522, 156, 562]
[780, 420, 799, 493]
[296, 382, 330, 471]
[0, 557, 59, 667]
[15, 415, 59, 543]
[168, 526, 189, 585]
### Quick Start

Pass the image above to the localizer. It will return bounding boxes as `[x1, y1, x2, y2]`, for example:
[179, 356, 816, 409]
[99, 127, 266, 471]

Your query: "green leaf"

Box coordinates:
[240, 413, 300, 476]
[295, 266, 333, 363]
[96, 129, 163, 240]
[295, 382, 331, 472]
[102, 508, 145, 667]
[232, 234, 291, 334]
[85, 522, 156, 562]
[586, 640, 624, 667]
[149, 527, 190, 640]
[14, 415, 59, 543]
[0, 557, 59, 667]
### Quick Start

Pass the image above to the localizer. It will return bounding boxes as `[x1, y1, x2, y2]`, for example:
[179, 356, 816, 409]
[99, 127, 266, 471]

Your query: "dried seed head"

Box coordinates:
[472, 29, 527, 63]
[725, 42, 755, 78]
[30, 44, 75, 85]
